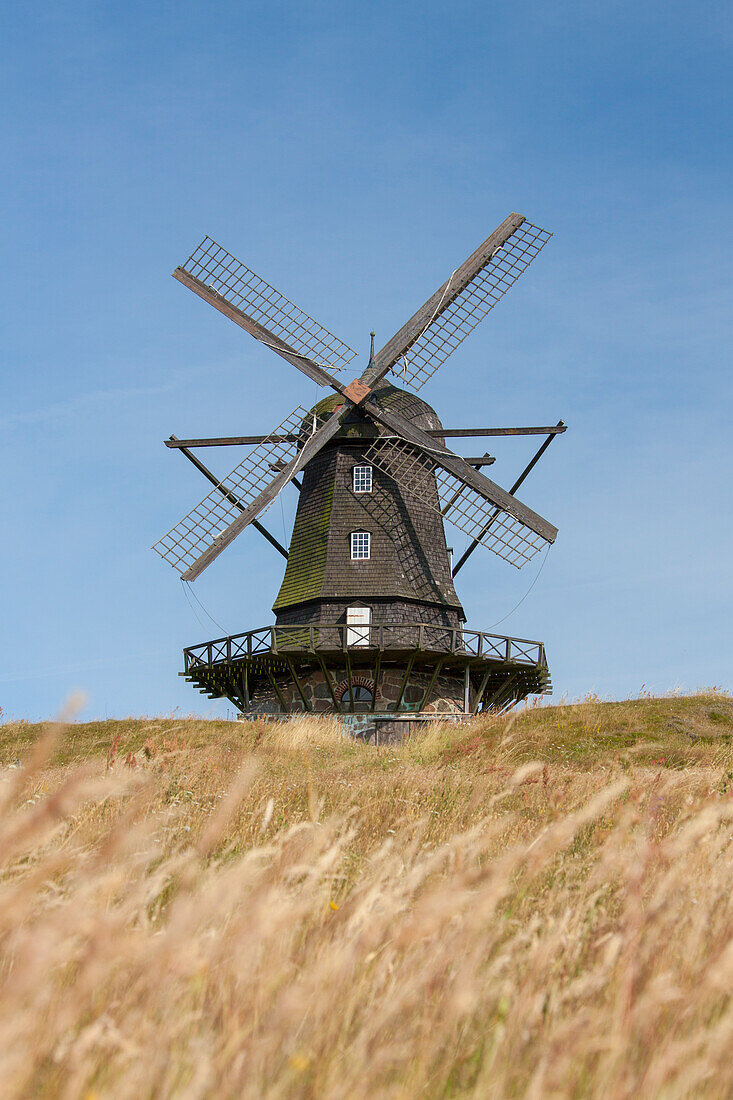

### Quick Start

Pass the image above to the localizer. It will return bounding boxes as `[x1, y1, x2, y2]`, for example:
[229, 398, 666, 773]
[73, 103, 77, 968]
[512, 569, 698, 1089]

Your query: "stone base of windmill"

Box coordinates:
[245, 668, 466, 715]
[243, 667, 470, 744]
[340, 710, 471, 745]
[181, 623, 551, 744]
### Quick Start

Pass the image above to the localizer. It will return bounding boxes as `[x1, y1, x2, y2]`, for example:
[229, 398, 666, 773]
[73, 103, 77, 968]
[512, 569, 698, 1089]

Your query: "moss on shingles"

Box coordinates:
[273, 474, 334, 609]
[305, 383, 443, 441]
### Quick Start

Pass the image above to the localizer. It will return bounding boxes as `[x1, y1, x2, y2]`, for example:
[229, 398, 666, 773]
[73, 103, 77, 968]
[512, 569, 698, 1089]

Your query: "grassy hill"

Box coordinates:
[0, 693, 731, 1098]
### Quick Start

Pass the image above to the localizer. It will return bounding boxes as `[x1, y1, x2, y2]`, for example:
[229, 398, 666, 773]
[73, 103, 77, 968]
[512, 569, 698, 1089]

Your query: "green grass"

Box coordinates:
[3, 690, 730, 771]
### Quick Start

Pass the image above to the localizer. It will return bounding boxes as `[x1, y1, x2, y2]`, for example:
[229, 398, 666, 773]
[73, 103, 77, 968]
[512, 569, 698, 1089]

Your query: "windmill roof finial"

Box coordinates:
[369, 331, 375, 363]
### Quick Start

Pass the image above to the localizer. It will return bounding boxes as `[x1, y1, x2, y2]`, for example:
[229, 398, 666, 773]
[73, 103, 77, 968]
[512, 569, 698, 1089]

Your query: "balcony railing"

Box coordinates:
[183, 623, 546, 674]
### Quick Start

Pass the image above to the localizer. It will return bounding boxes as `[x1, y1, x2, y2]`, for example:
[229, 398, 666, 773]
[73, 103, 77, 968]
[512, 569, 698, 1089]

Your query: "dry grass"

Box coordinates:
[0, 691, 732, 1098]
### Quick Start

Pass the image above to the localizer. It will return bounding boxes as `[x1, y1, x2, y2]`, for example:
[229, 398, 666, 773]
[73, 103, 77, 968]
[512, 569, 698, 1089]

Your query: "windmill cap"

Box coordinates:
[303, 381, 445, 442]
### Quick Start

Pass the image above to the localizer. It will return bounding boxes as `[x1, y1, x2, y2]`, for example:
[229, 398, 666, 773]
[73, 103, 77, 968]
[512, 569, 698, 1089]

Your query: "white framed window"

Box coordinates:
[346, 605, 371, 647]
[352, 465, 373, 493]
[350, 531, 371, 560]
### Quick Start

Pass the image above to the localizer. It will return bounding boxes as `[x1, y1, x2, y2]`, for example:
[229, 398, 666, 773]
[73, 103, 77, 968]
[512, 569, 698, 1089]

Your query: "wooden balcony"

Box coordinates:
[181, 622, 551, 716]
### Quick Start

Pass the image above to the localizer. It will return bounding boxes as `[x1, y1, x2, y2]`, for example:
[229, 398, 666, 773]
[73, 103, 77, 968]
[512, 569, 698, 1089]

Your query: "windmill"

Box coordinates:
[154, 213, 566, 740]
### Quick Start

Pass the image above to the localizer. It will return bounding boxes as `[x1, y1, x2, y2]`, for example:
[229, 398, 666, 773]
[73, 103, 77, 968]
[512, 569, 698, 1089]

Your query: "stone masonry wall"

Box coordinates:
[245, 667, 466, 717]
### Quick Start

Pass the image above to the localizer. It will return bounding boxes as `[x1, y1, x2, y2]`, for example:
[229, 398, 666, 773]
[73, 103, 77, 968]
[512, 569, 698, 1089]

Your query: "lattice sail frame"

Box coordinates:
[153, 406, 326, 576]
[392, 221, 552, 391]
[364, 436, 549, 568]
[179, 238, 358, 373]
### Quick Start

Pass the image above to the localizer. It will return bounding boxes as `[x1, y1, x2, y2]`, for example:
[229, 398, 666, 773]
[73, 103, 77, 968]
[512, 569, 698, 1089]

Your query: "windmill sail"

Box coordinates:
[371, 218, 552, 392]
[153, 405, 324, 576]
[364, 435, 551, 568]
[176, 238, 358, 373]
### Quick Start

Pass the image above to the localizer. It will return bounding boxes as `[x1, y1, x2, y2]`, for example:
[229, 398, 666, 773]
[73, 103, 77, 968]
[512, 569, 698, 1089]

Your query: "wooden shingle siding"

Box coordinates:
[274, 599, 463, 629]
[272, 448, 335, 608]
[273, 383, 464, 623]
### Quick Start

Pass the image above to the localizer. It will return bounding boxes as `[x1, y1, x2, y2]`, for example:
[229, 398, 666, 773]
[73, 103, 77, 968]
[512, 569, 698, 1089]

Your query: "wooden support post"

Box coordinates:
[316, 654, 340, 711]
[419, 658, 444, 713]
[242, 666, 250, 709]
[463, 666, 471, 714]
[371, 651, 382, 712]
[497, 672, 524, 712]
[483, 670, 521, 712]
[472, 667, 493, 715]
[225, 672, 244, 712]
[394, 655, 415, 712]
[266, 669, 289, 713]
[284, 655, 311, 712]
[344, 650, 355, 712]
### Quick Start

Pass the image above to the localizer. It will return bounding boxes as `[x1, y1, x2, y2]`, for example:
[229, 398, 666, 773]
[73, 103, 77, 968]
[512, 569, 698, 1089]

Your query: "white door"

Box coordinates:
[346, 606, 371, 647]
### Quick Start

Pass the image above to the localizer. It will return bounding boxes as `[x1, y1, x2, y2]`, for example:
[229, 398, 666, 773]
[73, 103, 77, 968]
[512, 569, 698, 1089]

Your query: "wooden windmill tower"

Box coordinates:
[154, 213, 566, 741]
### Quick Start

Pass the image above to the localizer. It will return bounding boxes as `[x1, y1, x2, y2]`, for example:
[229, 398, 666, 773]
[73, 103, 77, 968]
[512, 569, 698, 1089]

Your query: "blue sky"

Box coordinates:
[1, 1, 731, 720]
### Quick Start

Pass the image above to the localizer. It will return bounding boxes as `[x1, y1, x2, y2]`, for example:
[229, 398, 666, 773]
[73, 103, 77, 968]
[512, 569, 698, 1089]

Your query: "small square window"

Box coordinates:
[350, 531, 371, 560]
[352, 465, 373, 493]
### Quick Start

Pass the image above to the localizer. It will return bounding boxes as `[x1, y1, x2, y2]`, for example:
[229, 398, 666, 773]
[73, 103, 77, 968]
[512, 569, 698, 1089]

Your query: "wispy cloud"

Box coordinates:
[2, 382, 178, 427]
[0, 648, 173, 684]
[1, 362, 238, 427]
